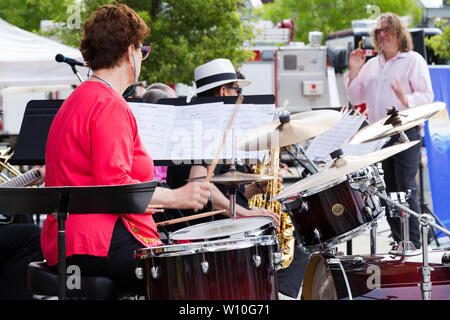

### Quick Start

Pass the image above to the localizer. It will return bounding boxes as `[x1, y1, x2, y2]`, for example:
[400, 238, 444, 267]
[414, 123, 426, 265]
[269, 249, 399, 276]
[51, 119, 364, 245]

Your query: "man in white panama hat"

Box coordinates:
[166, 58, 280, 227]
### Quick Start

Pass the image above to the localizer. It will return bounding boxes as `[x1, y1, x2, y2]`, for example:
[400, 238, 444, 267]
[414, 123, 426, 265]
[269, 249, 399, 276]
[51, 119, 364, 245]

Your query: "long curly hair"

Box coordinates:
[371, 13, 413, 54]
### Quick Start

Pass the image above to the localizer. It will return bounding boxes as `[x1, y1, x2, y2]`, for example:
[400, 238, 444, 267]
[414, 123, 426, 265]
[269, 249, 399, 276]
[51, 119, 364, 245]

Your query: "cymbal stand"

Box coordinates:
[292, 143, 320, 174]
[418, 213, 434, 300]
[386, 191, 419, 256]
[228, 184, 238, 220]
[358, 183, 450, 239]
[357, 183, 450, 300]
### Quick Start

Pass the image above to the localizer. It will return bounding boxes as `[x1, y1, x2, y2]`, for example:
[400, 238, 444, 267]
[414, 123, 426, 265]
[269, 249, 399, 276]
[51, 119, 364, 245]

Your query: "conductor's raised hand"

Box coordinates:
[348, 48, 366, 82]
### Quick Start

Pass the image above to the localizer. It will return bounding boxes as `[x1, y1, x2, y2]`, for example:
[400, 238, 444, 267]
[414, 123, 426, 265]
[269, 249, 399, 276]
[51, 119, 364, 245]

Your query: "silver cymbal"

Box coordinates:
[236, 110, 342, 151]
[270, 140, 420, 201]
[349, 102, 445, 144]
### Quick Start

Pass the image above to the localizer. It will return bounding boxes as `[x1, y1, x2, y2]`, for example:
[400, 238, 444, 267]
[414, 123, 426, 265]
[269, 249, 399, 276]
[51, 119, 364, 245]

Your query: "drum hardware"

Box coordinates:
[387, 191, 420, 256]
[201, 252, 209, 274]
[252, 247, 262, 268]
[418, 213, 435, 300]
[292, 143, 319, 174]
[151, 265, 160, 280]
[272, 252, 282, 268]
[361, 183, 450, 239]
[369, 220, 378, 255]
[135, 266, 144, 280]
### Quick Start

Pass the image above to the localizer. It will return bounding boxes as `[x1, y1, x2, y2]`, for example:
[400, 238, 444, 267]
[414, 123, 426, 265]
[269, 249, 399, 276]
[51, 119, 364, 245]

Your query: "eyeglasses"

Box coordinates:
[140, 45, 151, 61]
[374, 26, 391, 36]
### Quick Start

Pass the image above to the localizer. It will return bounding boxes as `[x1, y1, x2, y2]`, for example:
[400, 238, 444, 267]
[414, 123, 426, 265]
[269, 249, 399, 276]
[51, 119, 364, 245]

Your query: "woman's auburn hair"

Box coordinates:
[80, 4, 150, 70]
[371, 12, 413, 54]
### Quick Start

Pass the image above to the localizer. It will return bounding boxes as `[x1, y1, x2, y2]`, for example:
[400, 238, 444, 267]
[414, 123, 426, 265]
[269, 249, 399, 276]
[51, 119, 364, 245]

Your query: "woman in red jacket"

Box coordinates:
[42, 4, 211, 294]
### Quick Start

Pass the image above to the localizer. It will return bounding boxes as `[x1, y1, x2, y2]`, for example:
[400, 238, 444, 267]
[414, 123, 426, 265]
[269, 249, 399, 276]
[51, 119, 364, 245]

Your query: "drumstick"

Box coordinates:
[145, 209, 165, 213]
[206, 94, 244, 182]
[155, 209, 226, 227]
[147, 204, 164, 209]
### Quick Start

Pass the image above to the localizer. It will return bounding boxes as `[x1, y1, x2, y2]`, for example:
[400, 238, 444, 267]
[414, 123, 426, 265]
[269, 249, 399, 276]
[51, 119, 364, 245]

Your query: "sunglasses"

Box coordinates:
[226, 85, 243, 94]
[140, 45, 151, 61]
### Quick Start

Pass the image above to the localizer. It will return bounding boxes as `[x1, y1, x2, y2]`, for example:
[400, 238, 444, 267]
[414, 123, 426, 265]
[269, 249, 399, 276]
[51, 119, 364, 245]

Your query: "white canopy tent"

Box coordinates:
[0, 18, 88, 88]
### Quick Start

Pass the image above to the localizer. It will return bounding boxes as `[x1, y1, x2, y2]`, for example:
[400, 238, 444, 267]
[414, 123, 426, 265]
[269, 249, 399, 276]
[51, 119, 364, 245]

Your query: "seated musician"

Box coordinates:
[41, 4, 211, 295]
[166, 58, 280, 227]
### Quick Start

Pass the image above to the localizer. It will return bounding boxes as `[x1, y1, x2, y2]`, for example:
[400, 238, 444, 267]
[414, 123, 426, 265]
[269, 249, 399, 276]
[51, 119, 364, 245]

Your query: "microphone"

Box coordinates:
[55, 54, 84, 67]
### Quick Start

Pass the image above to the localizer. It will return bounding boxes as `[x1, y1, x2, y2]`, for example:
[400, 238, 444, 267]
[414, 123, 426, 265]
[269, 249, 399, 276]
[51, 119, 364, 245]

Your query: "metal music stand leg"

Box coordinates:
[57, 211, 68, 300]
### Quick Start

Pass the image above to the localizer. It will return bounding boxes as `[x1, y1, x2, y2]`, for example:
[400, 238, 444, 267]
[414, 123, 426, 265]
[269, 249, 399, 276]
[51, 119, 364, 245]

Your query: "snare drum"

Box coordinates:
[284, 167, 384, 252]
[302, 250, 450, 300]
[136, 236, 279, 300]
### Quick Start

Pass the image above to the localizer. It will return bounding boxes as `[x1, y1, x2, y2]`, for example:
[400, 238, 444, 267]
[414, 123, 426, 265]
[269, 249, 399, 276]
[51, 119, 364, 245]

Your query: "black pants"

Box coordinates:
[382, 126, 422, 249]
[0, 223, 43, 300]
[276, 246, 310, 298]
[66, 218, 146, 295]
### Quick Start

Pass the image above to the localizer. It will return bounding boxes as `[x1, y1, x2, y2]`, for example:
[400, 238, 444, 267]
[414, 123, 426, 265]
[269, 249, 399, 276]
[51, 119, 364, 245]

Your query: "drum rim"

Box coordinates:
[137, 235, 279, 258]
[169, 216, 275, 242]
[302, 213, 384, 253]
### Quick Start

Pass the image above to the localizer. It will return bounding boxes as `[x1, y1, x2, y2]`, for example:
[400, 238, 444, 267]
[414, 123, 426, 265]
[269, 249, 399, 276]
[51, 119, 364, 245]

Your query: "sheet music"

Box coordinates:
[128, 103, 176, 160]
[306, 112, 383, 162]
[129, 102, 275, 163]
[169, 102, 225, 162]
[222, 104, 276, 162]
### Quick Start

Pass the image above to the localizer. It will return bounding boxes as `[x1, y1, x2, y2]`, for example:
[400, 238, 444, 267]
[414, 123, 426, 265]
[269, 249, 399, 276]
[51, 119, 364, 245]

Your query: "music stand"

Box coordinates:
[0, 180, 158, 300]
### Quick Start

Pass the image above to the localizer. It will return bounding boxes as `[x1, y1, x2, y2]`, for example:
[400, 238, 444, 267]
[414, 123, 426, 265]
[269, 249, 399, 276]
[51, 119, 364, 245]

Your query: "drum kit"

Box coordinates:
[135, 102, 450, 300]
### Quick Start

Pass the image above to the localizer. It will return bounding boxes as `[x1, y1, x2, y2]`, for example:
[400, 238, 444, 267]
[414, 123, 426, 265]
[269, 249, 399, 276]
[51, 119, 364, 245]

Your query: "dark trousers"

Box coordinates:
[276, 246, 310, 298]
[65, 218, 145, 295]
[382, 126, 422, 249]
[0, 223, 43, 300]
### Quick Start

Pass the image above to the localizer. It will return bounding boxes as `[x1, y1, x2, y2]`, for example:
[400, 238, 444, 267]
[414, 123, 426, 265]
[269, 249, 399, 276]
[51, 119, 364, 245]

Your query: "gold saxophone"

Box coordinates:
[248, 148, 295, 269]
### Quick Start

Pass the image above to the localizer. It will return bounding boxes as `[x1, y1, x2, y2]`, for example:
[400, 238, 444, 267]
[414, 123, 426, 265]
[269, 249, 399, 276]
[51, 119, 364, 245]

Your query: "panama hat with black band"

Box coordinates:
[194, 58, 251, 94]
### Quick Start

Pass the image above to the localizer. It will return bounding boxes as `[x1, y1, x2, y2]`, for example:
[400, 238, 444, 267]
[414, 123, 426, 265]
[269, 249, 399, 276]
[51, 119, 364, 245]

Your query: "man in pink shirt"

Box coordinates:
[345, 13, 434, 249]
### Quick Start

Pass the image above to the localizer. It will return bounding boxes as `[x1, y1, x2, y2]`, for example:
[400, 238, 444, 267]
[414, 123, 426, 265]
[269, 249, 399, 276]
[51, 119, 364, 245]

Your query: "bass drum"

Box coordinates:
[302, 250, 450, 300]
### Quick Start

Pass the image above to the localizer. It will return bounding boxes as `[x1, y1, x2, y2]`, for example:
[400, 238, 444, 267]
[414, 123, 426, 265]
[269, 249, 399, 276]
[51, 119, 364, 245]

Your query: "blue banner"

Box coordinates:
[424, 66, 450, 235]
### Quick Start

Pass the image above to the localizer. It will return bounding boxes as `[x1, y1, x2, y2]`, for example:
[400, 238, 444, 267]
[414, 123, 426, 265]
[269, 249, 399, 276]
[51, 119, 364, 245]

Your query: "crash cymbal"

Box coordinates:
[349, 102, 445, 144]
[271, 140, 420, 201]
[236, 110, 342, 151]
[187, 170, 279, 186]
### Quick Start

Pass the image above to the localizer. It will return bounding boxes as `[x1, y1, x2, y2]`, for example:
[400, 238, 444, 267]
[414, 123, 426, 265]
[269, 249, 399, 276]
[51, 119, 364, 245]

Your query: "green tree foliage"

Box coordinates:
[0, 0, 74, 32]
[256, 0, 423, 44]
[1, 0, 254, 86]
[425, 19, 450, 61]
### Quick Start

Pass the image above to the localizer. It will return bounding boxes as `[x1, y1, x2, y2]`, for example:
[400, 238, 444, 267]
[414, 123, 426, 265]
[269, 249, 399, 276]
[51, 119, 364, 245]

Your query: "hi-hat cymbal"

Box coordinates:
[271, 140, 420, 201]
[236, 110, 342, 151]
[187, 170, 278, 186]
[349, 102, 445, 144]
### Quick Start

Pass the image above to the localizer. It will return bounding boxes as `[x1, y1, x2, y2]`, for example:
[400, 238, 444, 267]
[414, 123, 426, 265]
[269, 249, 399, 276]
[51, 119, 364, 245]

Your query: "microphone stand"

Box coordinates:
[70, 65, 84, 84]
